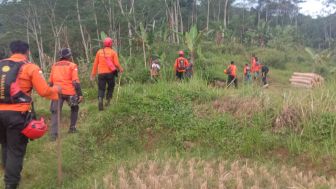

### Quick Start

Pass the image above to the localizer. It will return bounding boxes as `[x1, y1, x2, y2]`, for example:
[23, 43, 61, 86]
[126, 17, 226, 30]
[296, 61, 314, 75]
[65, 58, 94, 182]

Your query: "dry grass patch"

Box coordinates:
[213, 97, 262, 118]
[273, 106, 302, 133]
[101, 159, 335, 189]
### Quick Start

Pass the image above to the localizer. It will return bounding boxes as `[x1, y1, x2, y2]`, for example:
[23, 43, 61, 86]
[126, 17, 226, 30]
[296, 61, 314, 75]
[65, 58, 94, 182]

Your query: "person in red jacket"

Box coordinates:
[49, 48, 83, 140]
[174, 50, 189, 80]
[90, 37, 123, 111]
[225, 61, 238, 88]
[0, 40, 60, 189]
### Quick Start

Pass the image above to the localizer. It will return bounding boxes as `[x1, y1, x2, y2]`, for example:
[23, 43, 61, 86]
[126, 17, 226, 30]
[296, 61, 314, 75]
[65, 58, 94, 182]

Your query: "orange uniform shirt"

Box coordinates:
[0, 54, 59, 112]
[91, 47, 121, 77]
[228, 64, 237, 77]
[49, 60, 80, 96]
[174, 57, 189, 72]
[251, 57, 256, 72]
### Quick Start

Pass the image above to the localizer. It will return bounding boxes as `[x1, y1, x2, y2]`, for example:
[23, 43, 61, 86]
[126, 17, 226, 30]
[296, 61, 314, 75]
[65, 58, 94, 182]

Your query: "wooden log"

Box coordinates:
[293, 72, 317, 78]
[290, 78, 313, 85]
[291, 82, 313, 88]
[292, 83, 313, 89]
[290, 76, 315, 82]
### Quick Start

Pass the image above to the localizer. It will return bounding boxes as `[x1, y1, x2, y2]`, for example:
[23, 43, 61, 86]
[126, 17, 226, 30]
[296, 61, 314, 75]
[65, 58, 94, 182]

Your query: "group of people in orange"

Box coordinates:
[225, 54, 269, 88]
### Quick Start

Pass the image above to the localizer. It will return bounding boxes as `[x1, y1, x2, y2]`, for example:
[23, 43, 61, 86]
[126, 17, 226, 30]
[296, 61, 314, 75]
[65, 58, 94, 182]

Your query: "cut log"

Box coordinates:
[290, 78, 313, 85]
[291, 82, 313, 88]
[290, 72, 324, 88]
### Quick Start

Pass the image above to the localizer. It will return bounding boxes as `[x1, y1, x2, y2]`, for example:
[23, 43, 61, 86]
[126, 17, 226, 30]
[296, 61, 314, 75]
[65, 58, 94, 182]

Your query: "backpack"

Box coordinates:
[226, 67, 232, 75]
[177, 58, 186, 71]
[0, 60, 32, 104]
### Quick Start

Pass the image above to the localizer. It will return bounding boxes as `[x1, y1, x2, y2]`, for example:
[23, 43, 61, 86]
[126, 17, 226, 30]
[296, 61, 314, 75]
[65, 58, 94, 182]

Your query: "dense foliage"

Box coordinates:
[0, 0, 335, 73]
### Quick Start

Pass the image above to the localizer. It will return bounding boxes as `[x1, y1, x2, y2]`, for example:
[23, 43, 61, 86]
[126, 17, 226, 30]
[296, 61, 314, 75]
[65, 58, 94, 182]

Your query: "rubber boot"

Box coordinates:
[98, 97, 104, 111]
[105, 98, 111, 107]
[68, 126, 77, 133]
[5, 184, 18, 189]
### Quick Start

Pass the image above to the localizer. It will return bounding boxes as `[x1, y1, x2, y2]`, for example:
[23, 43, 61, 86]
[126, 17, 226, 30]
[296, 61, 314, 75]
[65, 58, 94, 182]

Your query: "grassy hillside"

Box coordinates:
[2, 46, 336, 188]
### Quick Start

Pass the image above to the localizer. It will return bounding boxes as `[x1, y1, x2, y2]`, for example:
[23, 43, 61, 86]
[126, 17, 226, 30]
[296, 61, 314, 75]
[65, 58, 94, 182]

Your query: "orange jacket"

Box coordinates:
[251, 57, 256, 72]
[91, 47, 122, 76]
[228, 64, 237, 77]
[174, 57, 189, 72]
[49, 60, 80, 96]
[0, 54, 59, 112]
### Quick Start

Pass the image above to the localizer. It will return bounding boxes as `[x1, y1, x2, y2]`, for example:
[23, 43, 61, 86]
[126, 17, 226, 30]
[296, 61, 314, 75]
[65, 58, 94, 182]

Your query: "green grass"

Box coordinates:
[1, 45, 336, 188]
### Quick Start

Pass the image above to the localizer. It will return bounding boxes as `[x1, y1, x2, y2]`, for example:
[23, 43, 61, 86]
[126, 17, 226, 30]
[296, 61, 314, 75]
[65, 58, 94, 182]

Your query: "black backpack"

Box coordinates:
[0, 60, 32, 104]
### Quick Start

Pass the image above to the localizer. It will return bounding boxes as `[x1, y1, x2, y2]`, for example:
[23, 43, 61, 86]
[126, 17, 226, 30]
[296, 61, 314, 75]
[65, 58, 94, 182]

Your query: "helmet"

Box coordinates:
[59, 48, 72, 59]
[178, 50, 184, 56]
[21, 118, 48, 139]
[104, 37, 113, 47]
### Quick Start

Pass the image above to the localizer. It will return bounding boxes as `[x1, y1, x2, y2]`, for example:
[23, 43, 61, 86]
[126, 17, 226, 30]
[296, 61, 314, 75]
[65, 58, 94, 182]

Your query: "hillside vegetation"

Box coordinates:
[0, 45, 335, 188]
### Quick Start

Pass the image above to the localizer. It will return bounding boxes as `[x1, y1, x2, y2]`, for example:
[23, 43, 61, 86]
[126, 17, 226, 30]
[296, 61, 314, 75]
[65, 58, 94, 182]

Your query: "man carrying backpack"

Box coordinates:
[49, 48, 83, 141]
[90, 37, 123, 111]
[174, 50, 189, 80]
[0, 40, 60, 189]
[224, 61, 238, 88]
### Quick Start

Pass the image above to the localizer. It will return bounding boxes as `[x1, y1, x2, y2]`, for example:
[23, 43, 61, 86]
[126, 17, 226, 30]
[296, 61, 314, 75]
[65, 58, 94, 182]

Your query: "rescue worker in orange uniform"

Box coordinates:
[90, 37, 123, 111]
[0, 40, 60, 189]
[174, 51, 189, 80]
[251, 54, 257, 79]
[49, 48, 83, 141]
[225, 61, 238, 88]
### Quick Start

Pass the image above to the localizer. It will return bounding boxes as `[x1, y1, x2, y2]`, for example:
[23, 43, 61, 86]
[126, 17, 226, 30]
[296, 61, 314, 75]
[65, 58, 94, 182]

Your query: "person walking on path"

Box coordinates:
[243, 63, 251, 82]
[174, 50, 189, 80]
[224, 61, 238, 88]
[0, 40, 60, 189]
[261, 64, 269, 87]
[49, 48, 83, 141]
[90, 37, 124, 111]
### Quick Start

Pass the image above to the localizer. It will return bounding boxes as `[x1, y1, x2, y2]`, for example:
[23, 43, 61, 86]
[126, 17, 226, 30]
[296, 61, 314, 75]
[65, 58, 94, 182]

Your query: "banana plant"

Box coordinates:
[184, 25, 204, 64]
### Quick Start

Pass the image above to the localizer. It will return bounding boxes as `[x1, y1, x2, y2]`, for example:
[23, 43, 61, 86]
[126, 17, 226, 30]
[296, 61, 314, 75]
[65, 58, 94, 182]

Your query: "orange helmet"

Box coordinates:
[178, 50, 184, 56]
[103, 37, 113, 47]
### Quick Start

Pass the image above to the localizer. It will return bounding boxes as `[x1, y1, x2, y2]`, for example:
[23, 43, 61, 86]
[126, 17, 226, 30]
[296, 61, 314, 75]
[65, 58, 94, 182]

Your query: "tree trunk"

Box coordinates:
[76, 0, 90, 64]
[223, 0, 229, 29]
[206, 0, 210, 30]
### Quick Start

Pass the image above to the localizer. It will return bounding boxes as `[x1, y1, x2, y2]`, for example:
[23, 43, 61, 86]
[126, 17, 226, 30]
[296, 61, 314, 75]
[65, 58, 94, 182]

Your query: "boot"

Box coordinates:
[105, 98, 111, 107]
[68, 127, 77, 133]
[5, 184, 18, 189]
[98, 97, 104, 111]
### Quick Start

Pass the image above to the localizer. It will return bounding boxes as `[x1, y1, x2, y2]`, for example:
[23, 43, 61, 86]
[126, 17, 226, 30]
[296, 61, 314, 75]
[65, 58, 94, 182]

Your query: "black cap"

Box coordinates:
[59, 48, 72, 59]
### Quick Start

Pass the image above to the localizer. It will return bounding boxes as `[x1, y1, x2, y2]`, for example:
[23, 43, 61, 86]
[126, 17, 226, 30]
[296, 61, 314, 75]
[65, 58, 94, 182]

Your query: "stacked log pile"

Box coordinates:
[290, 72, 324, 88]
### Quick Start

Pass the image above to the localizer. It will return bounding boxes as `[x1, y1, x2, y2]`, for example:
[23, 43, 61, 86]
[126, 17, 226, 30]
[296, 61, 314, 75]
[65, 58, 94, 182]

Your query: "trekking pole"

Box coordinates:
[226, 78, 236, 89]
[57, 98, 63, 186]
[116, 73, 122, 103]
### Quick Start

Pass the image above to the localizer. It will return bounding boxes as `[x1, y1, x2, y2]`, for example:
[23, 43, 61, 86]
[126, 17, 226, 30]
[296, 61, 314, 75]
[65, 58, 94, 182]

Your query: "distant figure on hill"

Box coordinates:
[174, 50, 189, 80]
[224, 61, 238, 88]
[150, 58, 160, 81]
[90, 37, 124, 111]
[243, 63, 251, 82]
[261, 64, 269, 87]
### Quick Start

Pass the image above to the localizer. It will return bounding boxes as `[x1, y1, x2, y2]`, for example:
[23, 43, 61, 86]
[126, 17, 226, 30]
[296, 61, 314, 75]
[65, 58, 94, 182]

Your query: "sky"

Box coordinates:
[299, 0, 335, 18]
